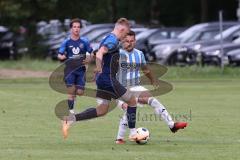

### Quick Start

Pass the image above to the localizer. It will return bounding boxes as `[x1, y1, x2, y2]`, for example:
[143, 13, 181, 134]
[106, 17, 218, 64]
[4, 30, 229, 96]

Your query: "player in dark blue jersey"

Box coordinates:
[58, 18, 93, 114]
[62, 18, 139, 141]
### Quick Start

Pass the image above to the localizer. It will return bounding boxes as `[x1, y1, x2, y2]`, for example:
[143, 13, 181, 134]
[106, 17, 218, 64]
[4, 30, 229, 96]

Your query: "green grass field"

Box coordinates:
[0, 60, 240, 160]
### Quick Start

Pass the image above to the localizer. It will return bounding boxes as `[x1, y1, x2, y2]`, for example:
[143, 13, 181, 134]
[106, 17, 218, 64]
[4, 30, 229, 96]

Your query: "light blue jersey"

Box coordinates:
[117, 48, 146, 87]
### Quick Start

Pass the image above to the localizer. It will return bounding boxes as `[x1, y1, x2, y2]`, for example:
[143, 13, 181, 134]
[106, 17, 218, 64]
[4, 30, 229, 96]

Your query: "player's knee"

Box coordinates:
[127, 96, 137, 106]
[96, 108, 108, 117]
[68, 94, 75, 100]
[138, 97, 149, 104]
[76, 89, 84, 96]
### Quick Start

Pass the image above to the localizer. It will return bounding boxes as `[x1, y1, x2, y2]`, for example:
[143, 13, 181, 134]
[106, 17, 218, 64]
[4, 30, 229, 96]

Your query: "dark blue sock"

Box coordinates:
[75, 108, 97, 121]
[68, 99, 74, 110]
[127, 106, 137, 128]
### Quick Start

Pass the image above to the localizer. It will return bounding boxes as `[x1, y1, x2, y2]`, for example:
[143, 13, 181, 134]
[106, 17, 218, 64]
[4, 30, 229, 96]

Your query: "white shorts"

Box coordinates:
[116, 85, 148, 109]
[128, 85, 148, 97]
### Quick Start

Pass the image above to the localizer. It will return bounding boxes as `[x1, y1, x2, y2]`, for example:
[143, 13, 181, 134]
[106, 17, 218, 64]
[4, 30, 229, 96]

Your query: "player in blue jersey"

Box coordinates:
[58, 18, 93, 114]
[115, 31, 188, 144]
[62, 18, 139, 141]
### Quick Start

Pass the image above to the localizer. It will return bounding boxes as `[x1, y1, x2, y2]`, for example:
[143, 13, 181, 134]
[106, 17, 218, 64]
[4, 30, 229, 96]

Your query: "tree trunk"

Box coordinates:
[201, 0, 208, 22]
[111, 0, 117, 22]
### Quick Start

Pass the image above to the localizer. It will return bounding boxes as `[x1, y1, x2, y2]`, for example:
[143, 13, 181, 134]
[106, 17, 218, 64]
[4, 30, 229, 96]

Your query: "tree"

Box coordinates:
[201, 0, 208, 22]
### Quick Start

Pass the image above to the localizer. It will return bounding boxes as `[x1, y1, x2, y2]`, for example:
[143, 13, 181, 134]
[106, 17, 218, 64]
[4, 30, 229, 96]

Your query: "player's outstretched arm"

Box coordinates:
[94, 46, 108, 73]
[141, 65, 159, 88]
[83, 52, 92, 65]
[57, 53, 67, 61]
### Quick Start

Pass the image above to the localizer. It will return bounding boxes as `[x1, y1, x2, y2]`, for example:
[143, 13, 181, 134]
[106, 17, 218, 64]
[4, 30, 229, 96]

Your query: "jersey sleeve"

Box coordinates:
[84, 38, 93, 53]
[100, 36, 117, 50]
[58, 39, 68, 54]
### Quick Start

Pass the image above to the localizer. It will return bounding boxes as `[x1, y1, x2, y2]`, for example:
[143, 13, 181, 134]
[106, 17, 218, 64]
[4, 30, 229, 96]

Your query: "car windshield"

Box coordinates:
[232, 36, 240, 44]
[178, 23, 208, 41]
[182, 30, 219, 43]
[95, 33, 107, 42]
[38, 24, 63, 36]
[85, 28, 111, 42]
[136, 29, 158, 40]
[214, 25, 240, 40]
[148, 31, 168, 41]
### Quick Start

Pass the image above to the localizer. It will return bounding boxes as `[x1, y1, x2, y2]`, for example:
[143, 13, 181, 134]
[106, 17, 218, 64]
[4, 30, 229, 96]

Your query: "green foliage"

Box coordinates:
[0, 0, 238, 27]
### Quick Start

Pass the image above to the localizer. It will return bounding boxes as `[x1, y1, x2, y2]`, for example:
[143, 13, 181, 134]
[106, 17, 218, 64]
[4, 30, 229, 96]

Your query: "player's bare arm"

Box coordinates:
[94, 46, 108, 74]
[141, 64, 159, 88]
[57, 54, 67, 61]
[82, 52, 92, 65]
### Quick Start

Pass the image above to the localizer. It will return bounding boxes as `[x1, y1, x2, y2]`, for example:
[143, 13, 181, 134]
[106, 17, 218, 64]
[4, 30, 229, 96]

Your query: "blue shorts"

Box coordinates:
[96, 73, 127, 100]
[64, 70, 86, 90]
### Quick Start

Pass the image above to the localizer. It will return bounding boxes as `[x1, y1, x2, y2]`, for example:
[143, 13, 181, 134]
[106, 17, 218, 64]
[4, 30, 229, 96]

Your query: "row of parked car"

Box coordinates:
[150, 22, 240, 66]
[1, 20, 240, 66]
[42, 20, 240, 66]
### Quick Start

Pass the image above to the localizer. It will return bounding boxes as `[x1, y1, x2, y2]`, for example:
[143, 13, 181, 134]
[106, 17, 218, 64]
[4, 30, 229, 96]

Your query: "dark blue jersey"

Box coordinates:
[99, 33, 120, 76]
[96, 33, 127, 100]
[59, 37, 93, 72]
[59, 37, 93, 59]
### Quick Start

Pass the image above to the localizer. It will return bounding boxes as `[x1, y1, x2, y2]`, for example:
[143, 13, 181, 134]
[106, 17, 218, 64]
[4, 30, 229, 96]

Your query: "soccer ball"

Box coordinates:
[136, 127, 150, 144]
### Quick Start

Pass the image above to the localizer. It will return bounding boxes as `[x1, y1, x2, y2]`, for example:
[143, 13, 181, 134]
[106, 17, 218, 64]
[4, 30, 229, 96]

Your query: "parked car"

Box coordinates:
[227, 48, 240, 66]
[169, 24, 240, 65]
[152, 22, 238, 65]
[201, 37, 240, 66]
[80, 23, 114, 36]
[135, 27, 184, 61]
[171, 25, 240, 64]
[0, 26, 23, 60]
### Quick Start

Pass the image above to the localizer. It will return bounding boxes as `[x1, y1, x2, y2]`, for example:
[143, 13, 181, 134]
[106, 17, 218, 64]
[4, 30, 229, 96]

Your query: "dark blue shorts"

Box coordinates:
[64, 70, 86, 90]
[96, 73, 127, 100]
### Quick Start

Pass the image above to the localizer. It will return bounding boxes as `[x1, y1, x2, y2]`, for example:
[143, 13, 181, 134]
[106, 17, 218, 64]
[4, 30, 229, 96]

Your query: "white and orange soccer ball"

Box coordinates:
[136, 127, 150, 144]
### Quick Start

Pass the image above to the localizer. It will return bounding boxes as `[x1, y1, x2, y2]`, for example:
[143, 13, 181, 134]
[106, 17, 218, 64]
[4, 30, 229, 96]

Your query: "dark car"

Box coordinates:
[201, 37, 240, 66]
[170, 24, 240, 65]
[227, 48, 240, 66]
[135, 27, 184, 61]
[80, 23, 114, 36]
[0, 26, 20, 60]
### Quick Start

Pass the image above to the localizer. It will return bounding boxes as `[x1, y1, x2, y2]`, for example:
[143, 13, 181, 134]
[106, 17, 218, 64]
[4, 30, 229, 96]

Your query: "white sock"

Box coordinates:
[117, 112, 128, 139]
[148, 97, 174, 128]
[69, 109, 75, 114]
[129, 128, 137, 136]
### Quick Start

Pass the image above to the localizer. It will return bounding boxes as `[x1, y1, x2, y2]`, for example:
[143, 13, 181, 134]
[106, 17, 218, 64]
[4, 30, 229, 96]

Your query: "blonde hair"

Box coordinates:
[115, 18, 130, 28]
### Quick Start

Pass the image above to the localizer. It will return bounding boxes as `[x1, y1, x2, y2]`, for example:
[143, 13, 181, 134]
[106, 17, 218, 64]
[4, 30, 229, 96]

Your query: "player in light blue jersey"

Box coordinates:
[115, 31, 188, 144]
[58, 18, 93, 114]
[117, 43, 147, 87]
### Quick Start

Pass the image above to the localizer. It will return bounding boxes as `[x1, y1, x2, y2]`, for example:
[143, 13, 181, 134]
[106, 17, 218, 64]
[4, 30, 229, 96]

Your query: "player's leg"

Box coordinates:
[62, 103, 109, 140]
[66, 79, 113, 122]
[120, 91, 138, 141]
[115, 101, 128, 144]
[67, 89, 76, 114]
[75, 70, 85, 96]
[65, 73, 77, 114]
[138, 91, 174, 127]
[112, 78, 138, 141]
[62, 99, 110, 139]
[71, 72, 85, 113]
[138, 91, 187, 133]
[70, 98, 110, 121]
